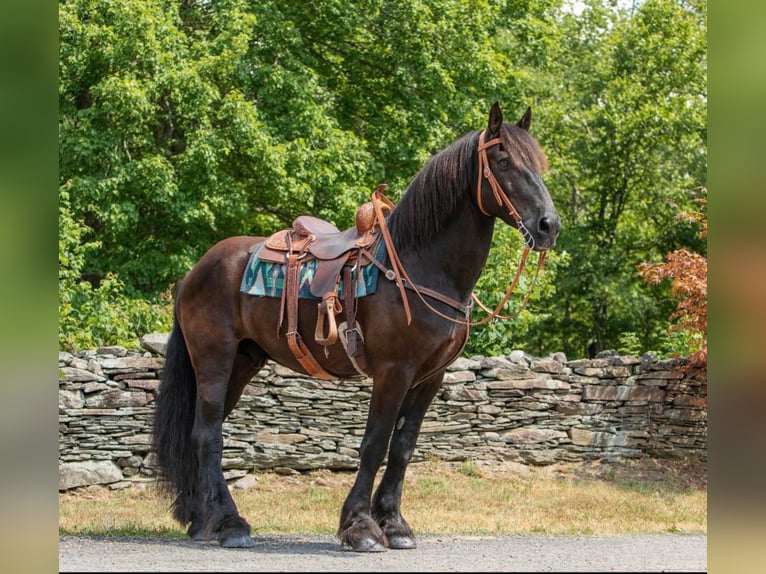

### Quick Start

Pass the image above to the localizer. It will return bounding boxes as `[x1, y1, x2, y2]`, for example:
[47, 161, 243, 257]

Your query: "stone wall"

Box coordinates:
[58, 336, 707, 490]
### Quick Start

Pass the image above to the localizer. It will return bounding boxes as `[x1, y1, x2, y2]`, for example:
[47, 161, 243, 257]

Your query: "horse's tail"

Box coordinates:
[151, 316, 197, 525]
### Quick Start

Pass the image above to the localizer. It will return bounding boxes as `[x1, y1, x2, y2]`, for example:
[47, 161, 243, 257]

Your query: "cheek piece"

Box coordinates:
[476, 129, 535, 250]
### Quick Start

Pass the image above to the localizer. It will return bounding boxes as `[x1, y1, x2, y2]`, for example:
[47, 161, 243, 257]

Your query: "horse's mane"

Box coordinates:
[388, 123, 548, 250]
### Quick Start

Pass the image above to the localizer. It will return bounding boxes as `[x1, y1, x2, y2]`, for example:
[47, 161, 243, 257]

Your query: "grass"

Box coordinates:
[59, 457, 706, 538]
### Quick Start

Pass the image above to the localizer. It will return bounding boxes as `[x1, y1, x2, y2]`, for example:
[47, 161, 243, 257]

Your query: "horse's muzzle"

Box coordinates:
[533, 212, 561, 251]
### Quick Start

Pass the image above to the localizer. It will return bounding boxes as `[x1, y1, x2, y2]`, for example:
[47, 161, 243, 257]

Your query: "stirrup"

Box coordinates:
[315, 293, 341, 346]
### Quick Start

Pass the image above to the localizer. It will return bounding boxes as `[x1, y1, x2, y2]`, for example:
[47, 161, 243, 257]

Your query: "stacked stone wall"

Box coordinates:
[58, 339, 707, 490]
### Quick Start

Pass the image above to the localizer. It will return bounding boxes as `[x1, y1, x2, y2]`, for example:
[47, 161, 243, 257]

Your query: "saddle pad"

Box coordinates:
[240, 242, 384, 300]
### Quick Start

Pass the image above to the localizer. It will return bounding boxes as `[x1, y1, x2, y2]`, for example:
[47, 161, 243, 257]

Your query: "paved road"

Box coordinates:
[59, 533, 706, 572]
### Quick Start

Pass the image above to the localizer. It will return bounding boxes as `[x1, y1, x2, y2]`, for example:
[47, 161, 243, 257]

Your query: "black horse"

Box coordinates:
[152, 102, 561, 551]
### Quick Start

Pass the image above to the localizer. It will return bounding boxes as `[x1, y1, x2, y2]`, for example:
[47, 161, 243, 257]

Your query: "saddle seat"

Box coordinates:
[256, 204, 380, 298]
[258, 201, 379, 264]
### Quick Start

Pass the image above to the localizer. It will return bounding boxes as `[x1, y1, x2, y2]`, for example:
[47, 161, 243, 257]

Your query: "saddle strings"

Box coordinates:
[385, 236, 546, 329]
[470, 249, 547, 324]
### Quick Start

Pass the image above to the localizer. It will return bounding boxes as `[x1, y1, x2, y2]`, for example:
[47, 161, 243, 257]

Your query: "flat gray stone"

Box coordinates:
[59, 460, 124, 490]
[140, 332, 169, 356]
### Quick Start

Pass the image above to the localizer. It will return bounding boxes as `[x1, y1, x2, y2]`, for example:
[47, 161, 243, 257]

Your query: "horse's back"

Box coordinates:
[183, 235, 263, 287]
[176, 236, 265, 331]
[198, 235, 264, 264]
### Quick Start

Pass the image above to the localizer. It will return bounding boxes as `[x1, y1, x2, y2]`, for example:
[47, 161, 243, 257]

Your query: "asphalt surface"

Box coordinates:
[59, 533, 706, 572]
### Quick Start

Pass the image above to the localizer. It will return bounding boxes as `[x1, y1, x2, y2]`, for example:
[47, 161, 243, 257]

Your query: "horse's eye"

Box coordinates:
[497, 158, 510, 169]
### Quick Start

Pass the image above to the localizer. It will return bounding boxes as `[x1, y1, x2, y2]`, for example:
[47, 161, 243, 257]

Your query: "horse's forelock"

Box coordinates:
[501, 124, 549, 173]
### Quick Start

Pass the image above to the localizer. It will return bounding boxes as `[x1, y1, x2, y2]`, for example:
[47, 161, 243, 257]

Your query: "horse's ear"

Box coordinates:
[487, 101, 503, 138]
[517, 106, 532, 131]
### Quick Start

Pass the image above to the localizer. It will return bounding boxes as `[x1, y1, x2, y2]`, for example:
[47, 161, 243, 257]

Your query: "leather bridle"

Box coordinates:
[476, 129, 536, 250]
[370, 129, 547, 328]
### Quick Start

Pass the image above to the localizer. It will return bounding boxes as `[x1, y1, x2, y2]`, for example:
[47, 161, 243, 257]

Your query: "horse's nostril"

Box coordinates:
[538, 215, 561, 239]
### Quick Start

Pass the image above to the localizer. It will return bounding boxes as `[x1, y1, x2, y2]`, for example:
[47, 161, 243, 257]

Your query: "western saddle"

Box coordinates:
[254, 185, 401, 380]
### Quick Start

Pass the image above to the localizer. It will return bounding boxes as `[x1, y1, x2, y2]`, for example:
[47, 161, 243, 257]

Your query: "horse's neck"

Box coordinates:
[400, 199, 495, 303]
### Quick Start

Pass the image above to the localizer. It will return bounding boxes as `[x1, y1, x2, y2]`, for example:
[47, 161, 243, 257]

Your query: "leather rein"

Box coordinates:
[369, 129, 547, 328]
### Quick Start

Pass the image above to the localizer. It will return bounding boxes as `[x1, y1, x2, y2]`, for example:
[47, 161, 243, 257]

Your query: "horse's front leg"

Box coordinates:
[371, 370, 446, 549]
[338, 367, 413, 552]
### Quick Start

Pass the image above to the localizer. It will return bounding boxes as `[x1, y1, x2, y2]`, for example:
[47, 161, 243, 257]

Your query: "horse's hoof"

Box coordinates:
[188, 524, 213, 541]
[350, 537, 387, 552]
[387, 535, 417, 550]
[219, 533, 255, 548]
[190, 532, 213, 542]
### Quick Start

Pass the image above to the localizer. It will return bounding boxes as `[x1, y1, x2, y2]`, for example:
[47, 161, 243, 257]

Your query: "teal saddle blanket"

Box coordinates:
[240, 241, 384, 299]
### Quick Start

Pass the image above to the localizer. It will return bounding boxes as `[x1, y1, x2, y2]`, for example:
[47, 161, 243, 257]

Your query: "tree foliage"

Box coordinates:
[59, 186, 173, 351]
[59, 0, 706, 360]
[522, 0, 707, 358]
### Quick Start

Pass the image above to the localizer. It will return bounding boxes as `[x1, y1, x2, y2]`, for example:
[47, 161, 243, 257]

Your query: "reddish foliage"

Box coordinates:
[638, 195, 707, 367]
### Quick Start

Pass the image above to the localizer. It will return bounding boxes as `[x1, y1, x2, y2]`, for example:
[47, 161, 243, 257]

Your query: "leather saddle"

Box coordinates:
[257, 202, 379, 298]
[253, 200, 388, 380]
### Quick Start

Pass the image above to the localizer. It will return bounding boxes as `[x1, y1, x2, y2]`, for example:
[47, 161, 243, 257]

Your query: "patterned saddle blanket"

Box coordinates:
[240, 240, 384, 299]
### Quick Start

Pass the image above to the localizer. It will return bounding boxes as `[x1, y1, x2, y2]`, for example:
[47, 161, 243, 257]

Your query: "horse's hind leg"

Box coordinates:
[224, 340, 267, 418]
[371, 370, 446, 549]
[188, 341, 258, 548]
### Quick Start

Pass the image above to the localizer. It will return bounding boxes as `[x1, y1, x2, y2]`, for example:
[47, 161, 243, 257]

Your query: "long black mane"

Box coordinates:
[388, 131, 479, 251]
[388, 124, 548, 251]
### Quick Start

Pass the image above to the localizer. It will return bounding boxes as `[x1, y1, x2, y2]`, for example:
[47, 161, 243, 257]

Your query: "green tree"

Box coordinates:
[58, 0, 551, 350]
[59, 187, 173, 351]
[59, 0, 375, 295]
[525, 0, 707, 357]
[58, 0, 706, 360]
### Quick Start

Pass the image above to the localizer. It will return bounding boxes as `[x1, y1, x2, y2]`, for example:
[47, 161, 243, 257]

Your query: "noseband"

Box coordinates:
[476, 130, 536, 250]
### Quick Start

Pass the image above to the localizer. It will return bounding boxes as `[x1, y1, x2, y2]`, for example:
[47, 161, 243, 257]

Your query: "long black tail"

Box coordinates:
[151, 317, 198, 525]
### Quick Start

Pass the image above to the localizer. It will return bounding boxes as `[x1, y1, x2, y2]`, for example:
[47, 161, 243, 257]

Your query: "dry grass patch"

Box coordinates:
[58, 483, 183, 537]
[59, 457, 706, 538]
[397, 457, 705, 535]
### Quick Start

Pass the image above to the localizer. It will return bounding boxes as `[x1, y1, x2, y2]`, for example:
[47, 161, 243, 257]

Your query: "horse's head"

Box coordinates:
[477, 102, 561, 251]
